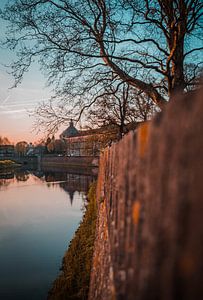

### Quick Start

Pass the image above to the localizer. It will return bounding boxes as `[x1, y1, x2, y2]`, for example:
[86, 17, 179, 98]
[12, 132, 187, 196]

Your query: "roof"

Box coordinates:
[60, 120, 79, 139]
[60, 121, 140, 140]
[78, 124, 118, 137]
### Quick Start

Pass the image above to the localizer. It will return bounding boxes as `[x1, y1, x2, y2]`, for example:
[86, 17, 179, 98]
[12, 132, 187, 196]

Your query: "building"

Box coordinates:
[60, 120, 118, 156]
[26, 143, 46, 156]
[0, 145, 15, 157]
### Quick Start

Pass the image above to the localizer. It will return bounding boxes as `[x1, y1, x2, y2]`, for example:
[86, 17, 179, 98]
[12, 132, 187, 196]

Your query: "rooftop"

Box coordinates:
[60, 120, 79, 139]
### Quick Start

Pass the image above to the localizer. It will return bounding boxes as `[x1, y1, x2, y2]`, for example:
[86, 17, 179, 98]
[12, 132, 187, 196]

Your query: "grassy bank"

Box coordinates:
[0, 160, 21, 169]
[48, 181, 97, 300]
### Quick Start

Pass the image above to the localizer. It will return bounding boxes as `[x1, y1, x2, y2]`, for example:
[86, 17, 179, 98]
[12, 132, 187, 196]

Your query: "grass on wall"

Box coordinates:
[48, 181, 97, 300]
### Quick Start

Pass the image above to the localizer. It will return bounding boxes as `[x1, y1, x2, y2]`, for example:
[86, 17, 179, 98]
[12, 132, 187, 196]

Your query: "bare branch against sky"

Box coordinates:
[0, 0, 202, 139]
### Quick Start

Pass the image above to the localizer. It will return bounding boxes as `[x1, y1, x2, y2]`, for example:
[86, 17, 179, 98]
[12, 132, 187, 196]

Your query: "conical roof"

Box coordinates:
[60, 120, 79, 138]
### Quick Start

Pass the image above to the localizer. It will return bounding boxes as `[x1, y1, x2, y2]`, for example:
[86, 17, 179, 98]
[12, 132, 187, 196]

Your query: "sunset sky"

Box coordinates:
[0, 0, 56, 144]
[0, 1, 201, 144]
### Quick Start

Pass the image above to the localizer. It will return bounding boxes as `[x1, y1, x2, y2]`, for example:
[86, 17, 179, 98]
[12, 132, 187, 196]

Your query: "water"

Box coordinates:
[0, 167, 95, 300]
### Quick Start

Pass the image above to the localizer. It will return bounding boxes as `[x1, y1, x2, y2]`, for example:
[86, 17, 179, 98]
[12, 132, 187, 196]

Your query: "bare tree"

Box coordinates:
[184, 62, 203, 91]
[1, 0, 202, 114]
[88, 82, 158, 138]
[30, 99, 72, 135]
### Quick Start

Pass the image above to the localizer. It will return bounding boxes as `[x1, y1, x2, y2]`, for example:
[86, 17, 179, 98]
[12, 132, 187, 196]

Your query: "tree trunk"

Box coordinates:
[171, 37, 185, 95]
[99, 44, 168, 110]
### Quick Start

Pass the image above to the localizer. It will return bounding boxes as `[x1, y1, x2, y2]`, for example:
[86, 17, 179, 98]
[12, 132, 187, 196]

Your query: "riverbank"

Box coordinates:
[41, 156, 99, 169]
[48, 181, 97, 300]
[0, 159, 21, 169]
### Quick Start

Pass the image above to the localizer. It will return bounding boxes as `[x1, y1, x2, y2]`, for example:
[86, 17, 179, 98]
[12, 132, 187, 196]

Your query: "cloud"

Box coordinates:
[0, 103, 35, 108]
[0, 109, 27, 114]
[0, 94, 10, 105]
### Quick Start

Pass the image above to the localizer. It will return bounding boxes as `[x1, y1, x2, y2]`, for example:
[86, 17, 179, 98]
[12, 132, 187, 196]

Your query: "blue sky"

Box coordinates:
[0, 0, 202, 143]
[0, 0, 52, 143]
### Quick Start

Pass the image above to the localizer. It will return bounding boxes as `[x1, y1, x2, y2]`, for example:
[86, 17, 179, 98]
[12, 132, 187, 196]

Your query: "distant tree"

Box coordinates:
[46, 136, 55, 153]
[45, 137, 51, 153]
[45, 137, 51, 146]
[184, 62, 203, 91]
[1, 0, 202, 117]
[54, 139, 66, 154]
[15, 171, 29, 182]
[0, 136, 11, 145]
[15, 141, 28, 157]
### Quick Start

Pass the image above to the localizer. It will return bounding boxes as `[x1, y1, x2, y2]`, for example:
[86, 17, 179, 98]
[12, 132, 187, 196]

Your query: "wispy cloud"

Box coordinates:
[0, 100, 35, 115]
[0, 94, 10, 105]
[0, 109, 27, 114]
[0, 97, 50, 114]
[1, 97, 50, 105]
[0, 103, 35, 108]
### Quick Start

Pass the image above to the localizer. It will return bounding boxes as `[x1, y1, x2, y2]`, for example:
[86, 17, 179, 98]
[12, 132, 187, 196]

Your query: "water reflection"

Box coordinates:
[0, 167, 96, 206]
[0, 170, 15, 190]
[0, 167, 96, 300]
[15, 170, 30, 182]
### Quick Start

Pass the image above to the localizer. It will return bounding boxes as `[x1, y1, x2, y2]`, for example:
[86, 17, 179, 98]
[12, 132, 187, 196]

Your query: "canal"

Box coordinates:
[0, 167, 96, 300]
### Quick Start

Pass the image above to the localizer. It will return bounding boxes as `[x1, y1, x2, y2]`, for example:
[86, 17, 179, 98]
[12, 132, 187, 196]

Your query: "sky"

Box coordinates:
[0, 1, 201, 144]
[0, 0, 54, 144]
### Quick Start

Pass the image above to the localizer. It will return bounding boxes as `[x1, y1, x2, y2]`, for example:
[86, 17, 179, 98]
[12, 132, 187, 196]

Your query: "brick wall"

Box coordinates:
[89, 88, 203, 300]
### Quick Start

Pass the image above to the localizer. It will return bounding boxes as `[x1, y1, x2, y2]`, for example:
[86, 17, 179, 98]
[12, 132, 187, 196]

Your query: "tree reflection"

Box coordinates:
[15, 171, 29, 182]
[0, 167, 96, 205]
[0, 178, 12, 190]
[0, 170, 15, 190]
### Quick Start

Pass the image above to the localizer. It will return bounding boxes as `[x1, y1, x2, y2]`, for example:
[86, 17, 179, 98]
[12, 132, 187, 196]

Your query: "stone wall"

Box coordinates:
[41, 155, 99, 169]
[89, 88, 203, 300]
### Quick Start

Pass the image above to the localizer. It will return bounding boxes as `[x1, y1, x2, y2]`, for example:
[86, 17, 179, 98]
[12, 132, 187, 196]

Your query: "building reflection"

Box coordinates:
[0, 170, 14, 180]
[0, 178, 12, 190]
[37, 170, 96, 205]
[0, 167, 97, 205]
[0, 169, 30, 190]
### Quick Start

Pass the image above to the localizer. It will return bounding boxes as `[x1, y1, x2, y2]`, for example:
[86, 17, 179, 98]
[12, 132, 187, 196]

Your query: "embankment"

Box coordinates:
[41, 156, 99, 169]
[48, 182, 97, 300]
[89, 88, 203, 300]
[41, 156, 99, 176]
[0, 159, 21, 169]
